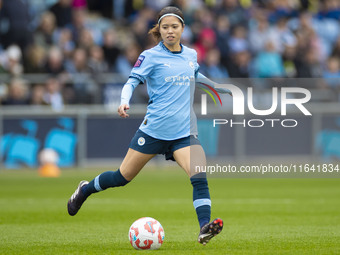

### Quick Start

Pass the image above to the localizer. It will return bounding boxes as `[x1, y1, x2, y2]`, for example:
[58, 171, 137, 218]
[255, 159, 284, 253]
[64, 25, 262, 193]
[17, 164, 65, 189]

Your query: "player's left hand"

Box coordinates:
[215, 87, 232, 96]
[118, 104, 130, 118]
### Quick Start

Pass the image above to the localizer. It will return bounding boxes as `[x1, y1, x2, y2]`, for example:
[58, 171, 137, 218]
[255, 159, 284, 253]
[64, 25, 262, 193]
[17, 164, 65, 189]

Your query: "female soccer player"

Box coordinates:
[68, 6, 230, 245]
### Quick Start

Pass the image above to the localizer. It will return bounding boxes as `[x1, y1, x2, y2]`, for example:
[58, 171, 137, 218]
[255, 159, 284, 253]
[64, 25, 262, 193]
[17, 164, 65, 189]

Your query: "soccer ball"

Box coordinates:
[39, 148, 59, 164]
[128, 217, 165, 250]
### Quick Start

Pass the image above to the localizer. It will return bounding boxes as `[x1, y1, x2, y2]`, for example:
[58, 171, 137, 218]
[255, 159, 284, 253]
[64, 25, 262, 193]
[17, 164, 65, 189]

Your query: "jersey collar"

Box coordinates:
[159, 41, 183, 54]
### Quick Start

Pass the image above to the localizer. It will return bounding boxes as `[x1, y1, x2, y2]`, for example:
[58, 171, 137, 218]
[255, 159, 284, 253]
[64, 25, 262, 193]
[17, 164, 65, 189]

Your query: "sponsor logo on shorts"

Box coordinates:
[138, 137, 145, 146]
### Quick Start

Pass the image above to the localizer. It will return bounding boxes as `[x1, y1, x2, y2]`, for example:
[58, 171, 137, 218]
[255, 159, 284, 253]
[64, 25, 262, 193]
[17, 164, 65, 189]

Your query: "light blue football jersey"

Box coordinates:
[129, 41, 199, 140]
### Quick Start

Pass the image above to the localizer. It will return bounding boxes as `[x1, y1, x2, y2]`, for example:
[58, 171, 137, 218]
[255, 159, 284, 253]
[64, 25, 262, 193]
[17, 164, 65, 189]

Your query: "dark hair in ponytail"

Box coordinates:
[148, 6, 184, 42]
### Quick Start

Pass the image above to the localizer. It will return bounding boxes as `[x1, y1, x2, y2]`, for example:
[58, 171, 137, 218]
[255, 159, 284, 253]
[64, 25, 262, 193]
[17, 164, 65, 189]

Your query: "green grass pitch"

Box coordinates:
[0, 167, 339, 254]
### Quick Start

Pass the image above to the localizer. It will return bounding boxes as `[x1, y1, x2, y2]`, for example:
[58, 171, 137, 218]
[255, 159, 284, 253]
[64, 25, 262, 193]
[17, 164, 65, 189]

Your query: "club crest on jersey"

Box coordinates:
[138, 137, 145, 146]
[134, 55, 145, 68]
[189, 61, 195, 69]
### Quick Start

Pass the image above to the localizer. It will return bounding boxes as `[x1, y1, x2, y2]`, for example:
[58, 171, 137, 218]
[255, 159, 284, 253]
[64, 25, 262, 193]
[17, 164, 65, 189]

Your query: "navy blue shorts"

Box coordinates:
[129, 129, 201, 161]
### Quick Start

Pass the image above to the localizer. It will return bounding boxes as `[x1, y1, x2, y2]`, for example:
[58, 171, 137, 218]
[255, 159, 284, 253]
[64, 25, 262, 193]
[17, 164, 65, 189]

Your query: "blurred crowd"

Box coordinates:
[0, 0, 340, 108]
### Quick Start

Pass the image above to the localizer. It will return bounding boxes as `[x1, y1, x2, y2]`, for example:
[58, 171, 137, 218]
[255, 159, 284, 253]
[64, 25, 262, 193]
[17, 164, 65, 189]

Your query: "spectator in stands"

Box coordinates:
[282, 39, 298, 78]
[215, 15, 231, 70]
[72, 0, 87, 9]
[102, 29, 121, 71]
[293, 15, 323, 78]
[199, 49, 229, 79]
[65, 47, 97, 103]
[253, 41, 285, 78]
[297, 9, 340, 61]
[1, 45, 24, 76]
[24, 44, 47, 73]
[62, 84, 77, 105]
[77, 28, 95, 51]
[0, 0, 33, 52]
[44, 46, 66, 76]
[295, 48, 323, 78]
[87, 45, 109, 103]
[131, 16, 151, 49]
[1, 78, 29, 105]
[43, 77, 64, 111]
[271, 16, 296, 54]
[116, 42, 142, 78]
[136, 7, 157, 27]
[216, 0, 248, 27]
[249, 13, 279, 54]
[67, 8, 89, 44]
[294, 12, 323, 61]
[178, 25, 193, 48]
[30, 84, 46, 105]
[49, 0, 73, 28]
[323, 56, 340, 88]
[67, 8, 103, 46]
[34, 11, 57, 49]
[317, 0, 340, 20]
[195, 7, 215, 28]
[267, 0, 299, 23]
[53, 28, 75, 58]
[331, 36, 340, 59]
[228, 25, 249, 55]
[86, 0, 113, 19]
[228, 50, 251, 78]
[88, 45, 109, 74]
[194, 28, 217, 63]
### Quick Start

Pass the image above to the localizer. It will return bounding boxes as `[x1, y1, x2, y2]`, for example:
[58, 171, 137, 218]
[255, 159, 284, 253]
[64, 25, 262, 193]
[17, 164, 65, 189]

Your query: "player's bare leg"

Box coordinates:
[173, 145, 206, 177]
[119, 149, 156, 181]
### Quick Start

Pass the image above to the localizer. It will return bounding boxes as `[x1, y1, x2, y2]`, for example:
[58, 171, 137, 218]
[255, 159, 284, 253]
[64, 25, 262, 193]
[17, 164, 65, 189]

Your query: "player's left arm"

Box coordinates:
[196, 72, 232, 96]
[118, 77, 141, 118]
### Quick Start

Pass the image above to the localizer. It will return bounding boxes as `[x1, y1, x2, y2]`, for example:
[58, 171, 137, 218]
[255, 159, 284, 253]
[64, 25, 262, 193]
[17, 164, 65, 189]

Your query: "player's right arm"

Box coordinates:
[118, 77, 140, 118]
[119, 50, 153, 118]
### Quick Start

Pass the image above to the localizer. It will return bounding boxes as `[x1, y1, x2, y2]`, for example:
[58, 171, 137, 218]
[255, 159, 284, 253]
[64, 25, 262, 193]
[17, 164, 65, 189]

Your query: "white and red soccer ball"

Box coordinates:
[128, 217, 165, 250]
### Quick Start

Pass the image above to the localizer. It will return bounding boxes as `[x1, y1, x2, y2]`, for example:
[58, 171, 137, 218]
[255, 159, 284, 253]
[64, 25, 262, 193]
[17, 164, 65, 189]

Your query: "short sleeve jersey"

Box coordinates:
[129, 41, 199, 140]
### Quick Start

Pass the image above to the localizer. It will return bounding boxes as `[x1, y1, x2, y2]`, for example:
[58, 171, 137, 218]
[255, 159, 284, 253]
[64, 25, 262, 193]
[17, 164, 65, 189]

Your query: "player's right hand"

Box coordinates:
[118, 104, 130, 118]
